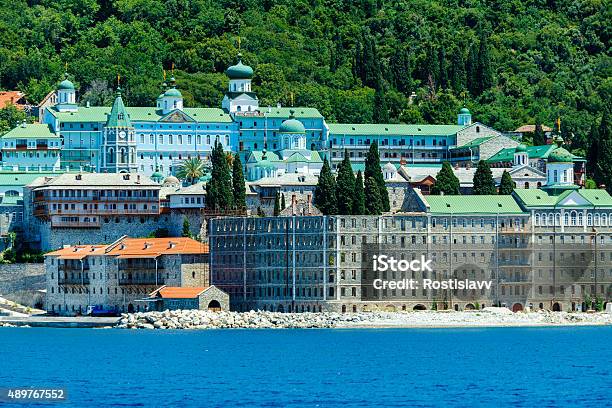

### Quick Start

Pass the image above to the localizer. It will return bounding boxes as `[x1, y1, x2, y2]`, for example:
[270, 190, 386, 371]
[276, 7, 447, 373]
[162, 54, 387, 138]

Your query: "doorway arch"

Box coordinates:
[208, 300, 221, 312]
[512, 303, 523, 313]
[413, 304, 426, 311]
[552, 302, 562, 312]
[127, 303, 135, 313]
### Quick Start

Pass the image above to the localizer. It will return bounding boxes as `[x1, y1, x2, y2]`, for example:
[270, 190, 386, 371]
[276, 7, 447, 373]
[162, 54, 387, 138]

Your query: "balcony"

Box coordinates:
[58, 275, 90, 285]
[118, 275, 165, 286]
[51, 219, 101, 228]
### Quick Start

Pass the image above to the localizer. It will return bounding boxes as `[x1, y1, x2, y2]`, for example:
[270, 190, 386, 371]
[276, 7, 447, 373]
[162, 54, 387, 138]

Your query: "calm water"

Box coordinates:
[0, 326, 610, 407]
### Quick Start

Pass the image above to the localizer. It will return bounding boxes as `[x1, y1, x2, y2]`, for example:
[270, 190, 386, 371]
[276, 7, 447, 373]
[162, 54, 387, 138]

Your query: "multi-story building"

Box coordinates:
[44, 236, 210, 315]
[209, 157, 611, 313]
[24, 173, 164, 250]
[0, 123, 62, 170]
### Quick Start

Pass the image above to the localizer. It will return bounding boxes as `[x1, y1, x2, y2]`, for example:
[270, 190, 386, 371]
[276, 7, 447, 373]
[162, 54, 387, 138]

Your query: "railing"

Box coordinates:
[118, 276, 165, 286]
[58, 276, 90, 285]
[47, 208, 159, 216]
[51, 220, 101, 228]
[58, 265, 90, 271]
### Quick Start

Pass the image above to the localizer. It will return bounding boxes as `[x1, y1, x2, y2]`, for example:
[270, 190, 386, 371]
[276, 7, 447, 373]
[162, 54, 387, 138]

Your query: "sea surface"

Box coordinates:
[0, 326, 610, 407]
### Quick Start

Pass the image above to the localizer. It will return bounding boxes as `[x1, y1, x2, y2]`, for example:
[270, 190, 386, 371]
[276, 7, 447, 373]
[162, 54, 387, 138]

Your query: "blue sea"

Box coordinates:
[0, 326, 610, 407]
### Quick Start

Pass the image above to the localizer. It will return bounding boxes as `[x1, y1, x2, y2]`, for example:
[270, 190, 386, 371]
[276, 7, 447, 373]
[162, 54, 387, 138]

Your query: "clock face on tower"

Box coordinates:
[119, 131, 126, 139]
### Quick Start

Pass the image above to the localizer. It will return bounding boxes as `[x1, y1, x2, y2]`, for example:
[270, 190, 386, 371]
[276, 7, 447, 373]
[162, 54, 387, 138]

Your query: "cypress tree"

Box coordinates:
[336, 150, 356, 215]
[533, 122, 546, 146]
[477, 32, 494, 94]
[281, 193, 286, 210]
[431, 162, 460, 195]
[182, 217, 191, 238]
[473, 160, 497, 195]
[364, 141, 389, 212]
[232, 153, 246, 211]
[586, 122, 599, 174]
[353, 170, 366, 215]
[438, 46, 448, 90]
[499, 170, 515, 194]
[595, 108, 612, 191]
[449, 47, 466, 93]
[466, 43, 479, 96]
[314, 157, 337, 215]
[423, 45, 439, 88]
[373, 78, 389, 123]
[273, 192, 281, 216]
[364, 176, 383, 215]
[206, 141, 234, 212]
[390, 47, 412, 95]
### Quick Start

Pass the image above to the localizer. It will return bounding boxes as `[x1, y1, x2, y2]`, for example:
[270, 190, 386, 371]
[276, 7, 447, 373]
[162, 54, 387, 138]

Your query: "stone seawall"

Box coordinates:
[0, 263, 45, 308]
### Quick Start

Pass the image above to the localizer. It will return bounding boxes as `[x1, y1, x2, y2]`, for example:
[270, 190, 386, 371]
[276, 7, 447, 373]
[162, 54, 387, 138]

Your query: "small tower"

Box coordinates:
[159, 77, 183, 114]
[56, 72, 78, 112]
[279, 110, 306, 150]
[222, 53, 258, 113]
[457, 107, 472, 126]
[545, 136, 576, 190]
[513, 144, 528, 168]
[102, 87, 137, 173]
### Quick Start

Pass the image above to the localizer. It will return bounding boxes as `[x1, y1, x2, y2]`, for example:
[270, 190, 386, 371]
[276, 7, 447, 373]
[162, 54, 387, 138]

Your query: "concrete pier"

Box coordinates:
[0, 316, 119, 328]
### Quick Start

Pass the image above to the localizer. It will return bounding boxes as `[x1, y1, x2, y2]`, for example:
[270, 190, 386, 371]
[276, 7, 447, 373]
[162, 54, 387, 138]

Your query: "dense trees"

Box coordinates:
[0, 0, 606, 153]
[353, 170, 366, 215]
[594, 108, 612, 191]
[206, 141, 234, 213]
[335, 150, 356, 215]
[431, 162, 460, 195]
[473, 161, 496, 195]
[314, 157, 337, 215]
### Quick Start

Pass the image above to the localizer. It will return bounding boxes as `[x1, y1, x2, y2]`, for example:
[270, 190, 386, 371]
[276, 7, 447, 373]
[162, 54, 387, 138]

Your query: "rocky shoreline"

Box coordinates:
[116, 307, 612, 330]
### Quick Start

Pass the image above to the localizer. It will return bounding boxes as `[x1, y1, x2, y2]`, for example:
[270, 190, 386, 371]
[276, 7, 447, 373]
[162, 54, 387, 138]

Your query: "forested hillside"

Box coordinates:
[0, 0, 609, 156]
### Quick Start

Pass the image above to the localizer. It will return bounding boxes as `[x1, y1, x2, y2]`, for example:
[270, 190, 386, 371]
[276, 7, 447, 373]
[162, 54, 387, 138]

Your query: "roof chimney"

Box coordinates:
[307, 194, 312, 215]
[291, 194, 297, 216]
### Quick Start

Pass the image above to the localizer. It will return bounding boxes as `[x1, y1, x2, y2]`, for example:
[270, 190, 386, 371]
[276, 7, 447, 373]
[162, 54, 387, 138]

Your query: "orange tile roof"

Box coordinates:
[106, 237, 208, 257]
[0, 91, 26, 109]
[155, 286, 209, 299]
[45, 245, 109, 259]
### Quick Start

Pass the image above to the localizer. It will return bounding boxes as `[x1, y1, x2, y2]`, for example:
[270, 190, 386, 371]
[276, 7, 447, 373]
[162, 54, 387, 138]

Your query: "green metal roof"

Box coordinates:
[425, 195, 526, 214]
[254, 107, 323, 119]
[459, 108, 470, 114]
[250, 151, 281, 163]
[328, 123, 466, 136]
[450, 136, 494, 150]
[487, 144, 556, 163]
[279, 111, 306, 133]
[225, 56, 254, 79]
[1, 124, 59, 139]
[164, 88, 182, 97]
[513, 188, 612, 208]
[106, 90, 132, 128]
[0, 171, 65, 187]
[50, 106, 232, 123]
[0, 195, 23, 206]
[58, 74, 75, 90]
[548, 147, 573, 163]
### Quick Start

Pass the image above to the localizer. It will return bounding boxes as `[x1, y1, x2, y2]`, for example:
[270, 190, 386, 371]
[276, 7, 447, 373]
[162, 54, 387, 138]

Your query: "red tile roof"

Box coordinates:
[0, 91, 26, 109]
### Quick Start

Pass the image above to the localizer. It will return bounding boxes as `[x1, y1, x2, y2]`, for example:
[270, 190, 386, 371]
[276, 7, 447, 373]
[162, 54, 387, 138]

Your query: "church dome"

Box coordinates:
[151, 171, 164, 182]
[164, 87, 182, 97]
[58, 74, 75, 90]
[163, 175, 180, 186]
[225, 54, 254, 80]
[548, 147, 573, 163]
[515, 144, 527, 153]
[279, 110, 305, 134]
[459, 107, 470, 115]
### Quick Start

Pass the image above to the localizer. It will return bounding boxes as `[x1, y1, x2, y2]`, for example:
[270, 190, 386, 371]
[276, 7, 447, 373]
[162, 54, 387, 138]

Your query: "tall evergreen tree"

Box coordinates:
[449, 47, 466, 93]
[182, 217, 191, 238]
[231, 153, 246, 211]
[477, 32, 494, 94]
[314, 157, 337, 215]
[498, 170, 515, 194]
[353, 170, 366, 215]
[336, 150, 356, 214]
[466, 43, 479, 96]
[364, 176, 383, 215]
[423, 45, 439, 88]
[533, 122, 546, 146]
[364, 141, 390, 212]
[473, 160, 497, 195]
[273, 192, 281, 216]
[281, 193, 286, 210]
[595, 108, 612, 191]
[431, 162, 460, 195]
[373, 78, 389, 123]
[586, 122, 599, 176]
[206, 141, 234, 212]
[438, 46, 448, 90]
[390, 46, 413, 95]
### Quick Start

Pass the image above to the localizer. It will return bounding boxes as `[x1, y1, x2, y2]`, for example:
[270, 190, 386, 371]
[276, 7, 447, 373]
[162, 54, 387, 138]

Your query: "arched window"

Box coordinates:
[602, 213, 608, 226]
[570, 211, 577, 226]
[564, 213, 570, 226]
[587, 213, 593, 226]
[548, 213, 554, 226]
[535, 213, 540, 226]
[107, 148, 114, 164]
[537, 182, 542, 188]
[555, 213, 561, 226]
[524, 182, 530, 189]
[594, 213, 600, 226]
[578, 212, 583, 226]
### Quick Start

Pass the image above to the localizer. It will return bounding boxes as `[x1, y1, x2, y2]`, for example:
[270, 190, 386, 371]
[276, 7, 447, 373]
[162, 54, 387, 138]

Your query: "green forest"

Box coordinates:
[0, 0, 609, 157]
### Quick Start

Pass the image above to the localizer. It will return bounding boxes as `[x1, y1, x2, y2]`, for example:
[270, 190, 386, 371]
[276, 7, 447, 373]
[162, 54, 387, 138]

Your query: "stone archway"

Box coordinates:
[465, 303, 475, 310]
[413, 304, 426, 311]
[512, 303, 523, 313]
[208, 300, 221, 312]
[385, 305, 396, 312]
[127, 303, 135, 313]
[552, 302, 562, 312]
